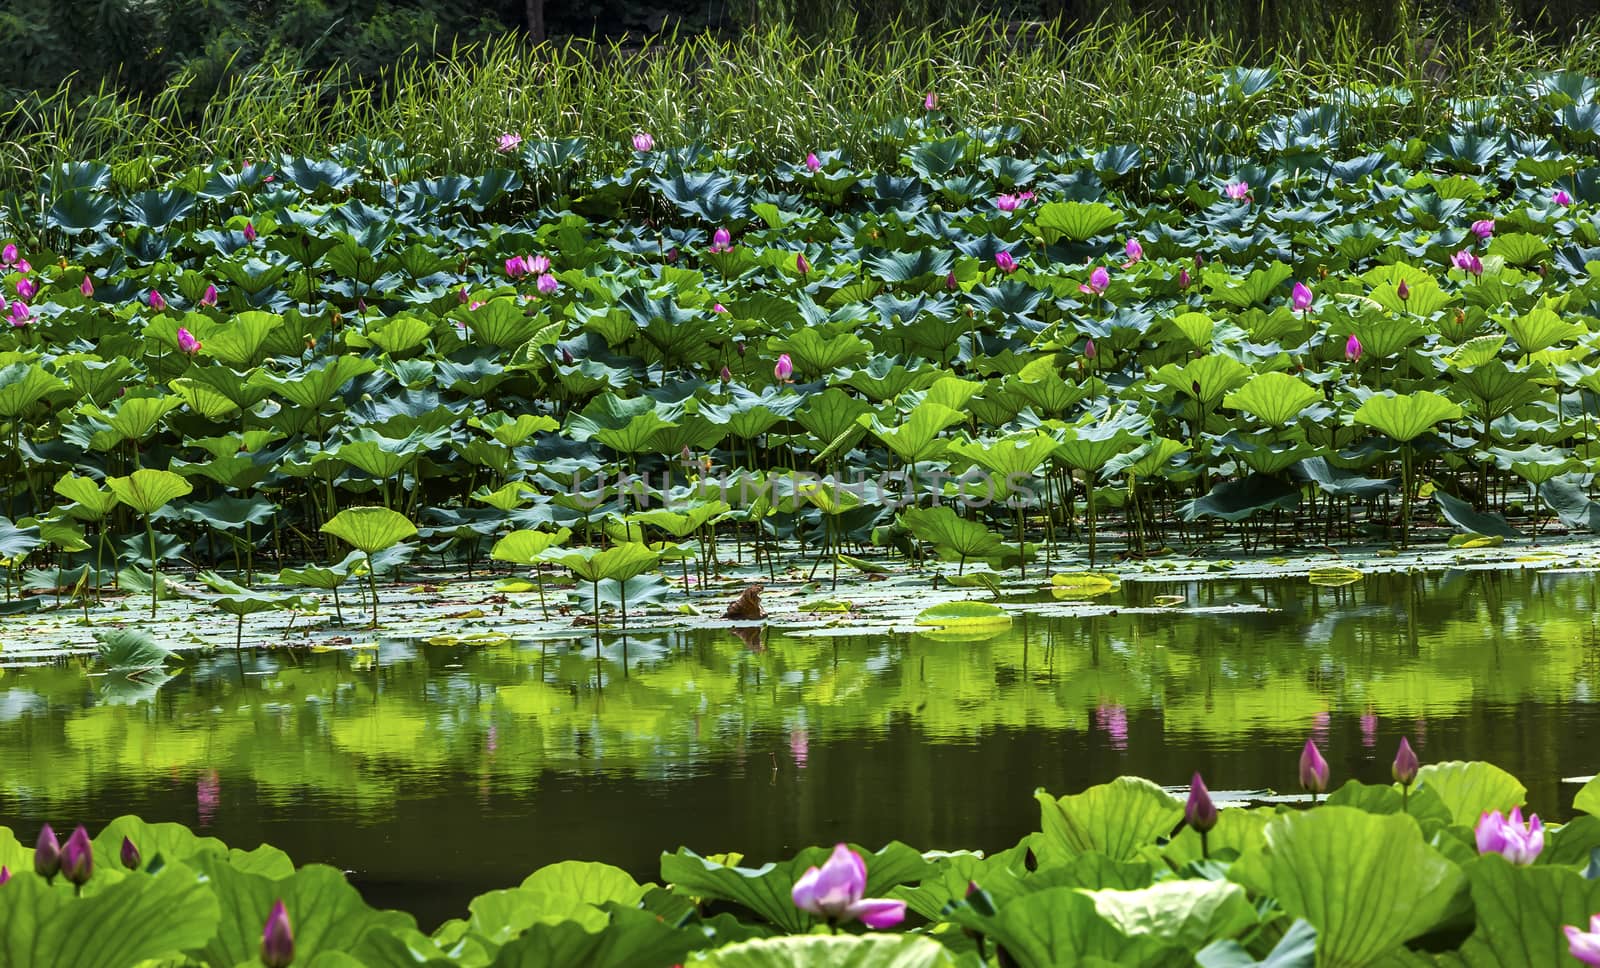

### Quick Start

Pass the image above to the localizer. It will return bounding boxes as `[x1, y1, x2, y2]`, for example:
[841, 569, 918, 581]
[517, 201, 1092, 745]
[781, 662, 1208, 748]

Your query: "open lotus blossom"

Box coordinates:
[496, 133, 522, 152]
[60, 825, 92, 888]
[995, 193, 1023, 213]
[1555, 189, 1574, 206]
[261, 899, 294, 968]
[805, 152, 821, 172]
[148, 289, 167, 311]
[774, 353, 794, 382]
[1476, 807, 1543, 864]
[505, 256, 529, 278]
[9, 301, 31, 327]
[712, 303, 727, 313]
[1452, 249, 1483, 277]
[1470, 219, 1494, 241]
[995, 250, 1018, 274]
[1225, 181, 1251, 201]
[1292, 282, 1314, 312]
[0, 243, 16, 266]
[796, 253, 811, 275]
[631, 132, 654, 152]
[1123, 238, 1144, 265]
[1345, 334, 1363, 362]
[526, 254, 551, 274]
[923, 92, 938, 111]
[1566, 914, 1600, 966]
[16, 277, 36, 301]
[243, 222, 257, 243]
[80, 276, 94, 297]
[791, 844, 906, 929]
[536, 273, 560, 295]
[1079, 266, 1110, 295]
[177, 327, 202, 355]
[200, 284, 218, 307]
[1299, 739, 1329, 795]
[710, 227, 733, 253]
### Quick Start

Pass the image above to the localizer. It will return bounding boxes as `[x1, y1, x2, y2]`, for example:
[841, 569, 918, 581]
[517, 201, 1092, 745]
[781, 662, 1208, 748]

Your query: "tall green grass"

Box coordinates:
[4, 14, 1599, 193]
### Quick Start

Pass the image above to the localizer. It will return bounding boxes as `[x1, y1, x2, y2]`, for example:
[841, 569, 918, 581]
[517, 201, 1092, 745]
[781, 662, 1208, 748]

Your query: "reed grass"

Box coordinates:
[4, 14, 1599, 194]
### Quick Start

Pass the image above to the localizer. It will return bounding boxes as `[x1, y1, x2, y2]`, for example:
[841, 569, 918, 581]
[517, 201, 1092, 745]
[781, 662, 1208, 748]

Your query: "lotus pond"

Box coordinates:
[12, 61, 1600, 965]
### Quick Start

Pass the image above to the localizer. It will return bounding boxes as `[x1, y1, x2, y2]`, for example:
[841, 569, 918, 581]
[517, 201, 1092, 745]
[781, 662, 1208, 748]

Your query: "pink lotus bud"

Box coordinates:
[720, 365, 732, 383]
[712, 302, 728, 313]
[632, 132, 655, 152]
[1393, 737, 1419, 786]
[16, 277, 36, 301]
[923, 92, 938, 111]
[1396, 280, 1410, 301]
[149, 289, 167, 311]
[995, 250, 1018, 274]
[177, 327, 202, 355]
[1292, 282, 1313, 312]
[560, 347, 574, 365]
[945, 272, 958, 290]
[797, 253, 811, 274]
[774, 353, 794, 382]
[1084, 339, 1097, 360]
[243, 222, 257, 242]
[1186, 773, 1218, 834]
[1470, 219, 1493, 241]
[805, 152, 821, 172]
[60, 825, 92, 888]
[536, 273, 559, 295]
[261, 900, 294, 968]
[8, 301, 29, 327]
[0, 244, 15, 266]
[1123, 238, 1143, 264]
[1554, 189, 1573, 206]
[120, 837, 141, 870]
[1299, 739, 1329, 794]
[711, 227, 732, 252]
[34, 825, 59, 879]
[1179, 268, 1190, 289]
[1079, 266, 1110, 295]
[80, 276, 94, 297]
[457, 286, 469, 303]
[200, 284, 218, 307]
[1345, 334, 1363, 362]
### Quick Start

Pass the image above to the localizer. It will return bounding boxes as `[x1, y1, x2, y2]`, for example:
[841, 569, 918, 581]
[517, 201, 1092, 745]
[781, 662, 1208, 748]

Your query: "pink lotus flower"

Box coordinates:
[496, 133, 523, 152]
[0, 244, 15, 266]
[505, 256, 529, 278]
[80, 276, 94, 297]
[1565, 914, 1600, 966]
[1476, 808, 1543, 864]
[995, 194, 1022, 213]
[536, 273, 559, 295]
[712, 303, 728, 313]
[774, 353, 794, 382]
[1225, 181, 1251, 201]
[1345, 334, 1363, 362]
[243, 222, 257, 243]
[1393, 737, 1419, 785]
[632, 132, 655, 152]
[1470, 219, 1494, 241]
[1079, 266, 1110, 295]
[790, 844, 905, 928]
[1452, 250, 1483, 277]
[945, 272, 958, 291]
[1292, 282, 1314, 312]
[15, 277, 35, 301]
[261, 899, 294, 968]
[469, 301, 484, 311]
[995, 250, 1018, 274]
[1123, 238, 1143, 265]
[8, 301, 30, 327]
[1396, 280, 1411, 301]
[720, 365, 732, 383]
[457, 286, 470, 303]
[1179, 268, 1191, 289]
[1555, 189, 1574, 206]
[148, 289, 167, 311]
[527, 254, 551, 274]
[1299, 739, 1329, 794]
[200, 284, 218, 308]
[796, 253, 811, 275]
[1084, 339, 1097, 360]
[710, 227, 733, 253]
[805, 152, 821, 172]
[177, 327, 202, 355]
[923, 92, 938, 111]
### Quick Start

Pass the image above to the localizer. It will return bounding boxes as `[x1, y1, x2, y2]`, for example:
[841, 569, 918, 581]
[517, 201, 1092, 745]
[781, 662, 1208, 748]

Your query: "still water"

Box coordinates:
[1, 567, 1598, 926]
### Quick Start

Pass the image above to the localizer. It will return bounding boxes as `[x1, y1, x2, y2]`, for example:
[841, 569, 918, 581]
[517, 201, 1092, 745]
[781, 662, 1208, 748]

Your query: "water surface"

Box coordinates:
[1, 567, 1596, 926]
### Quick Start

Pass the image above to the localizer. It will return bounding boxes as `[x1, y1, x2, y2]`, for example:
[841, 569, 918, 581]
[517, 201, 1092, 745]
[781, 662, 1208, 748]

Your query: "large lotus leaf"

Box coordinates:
[1291, 458, 1396, 498]
[0, 515, 41, 560]
[545, 542, 659, 583]
[565, 393, 657, 440]
[1155, 354, 1252, 406]
[47, 190, 118, 233]
[175, 494, 278, 531]
[1203, 261, 1294, 309]
[1350, 315, 1428, 359]
[186, 854, 413, 967]
[1106, 437, 1190, 479]
[1446, 335, 1508, 369]
[792, 387, 871, 445]
[366, 315, 435, 355]
[946, 888, 1175, 967]
[630, 502, 729, 537]
[947, 432, 1057, 478]
[767, 329, 872, 375]
[467, 888, 608, 945]
[1369, 277, 1452, 317]
[1183, 475, 1301, 522]
[659, 843, 932, 933]
[1487, 232, 1552, 266]
[465, 300, 543, 349]
[1163, 808, 1273, 868]
[861, 402, 965, 463]
[595, 411, 678, 455]
[98, 391, 182, 444]
[1034, 201, 1121, 244]
[94, 627, 174, 671]
[1445, 855, 1600, 967]
[1054, 424, 1141, 472]
[1414, 761, 1527, 826]
[169, 377, 241, 420]
[1087, 879, 1257, 951]
[203, 312, 282, 368]
[1434, 490, 1522, 539]
[474, 413, 560, 448]
[124, 188, 197, 228]
[107, 468, 193, 515]
[1007, 363, 1088, 416]
[519, 861, 648, 907]
[491, 528, 572, 565]
[89, 815, 231, 872]
[1229, 807, 1464, 968]
[489, 905, 702, 968]
[0, 362, 67, 419]
[1352, 391, 1463, 442]
[0, 862, 219, 968]
[1540, 476, 1600, 532]
[256, 356, 380, 410]
[1195, 919, 1318, 968]
[1225, 372, 1320, 426]
[321, 507, 418, 554]
[1036, 778, 1183, 864]
[334, 437, 418, 479]
[1449, 361, 1544, 419]
[1498, 306, 1585, 355]
[695, 934, 953, 968]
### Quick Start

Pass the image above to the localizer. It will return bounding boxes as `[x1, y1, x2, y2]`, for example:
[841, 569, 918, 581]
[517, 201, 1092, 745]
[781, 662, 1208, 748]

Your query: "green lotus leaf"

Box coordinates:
[1034, 200, 1121, 244]
[491, 528, 573, 565]
[321, 507, 419, 554]
[1224, 372, 1320, 426]
[695, 934, 953, 968]
[106, 468, 193, 515]
[1036, 777, 1183, 864]
[1352, 391, 1463, 442]
[1414, 760, 1527, 826]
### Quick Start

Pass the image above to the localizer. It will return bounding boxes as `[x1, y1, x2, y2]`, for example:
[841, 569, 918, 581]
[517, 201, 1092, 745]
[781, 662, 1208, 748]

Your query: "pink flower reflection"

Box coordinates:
[197, 770, 220, 827]
[790, 728, 809, 769]
[1311, 711, 1330, 748]
[1361, 709, 1377, 748]
[1094, 703, 1128, 751]
[486, 723, 499, 755]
